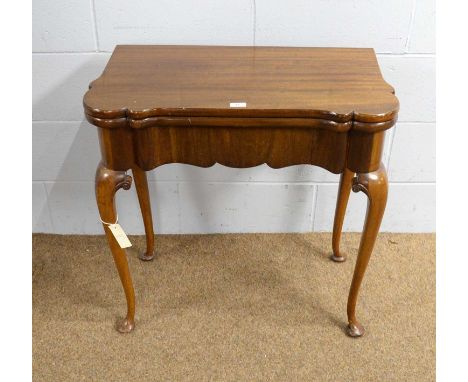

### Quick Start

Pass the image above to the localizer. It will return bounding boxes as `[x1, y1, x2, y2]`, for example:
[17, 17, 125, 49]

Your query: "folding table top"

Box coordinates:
[84, 45, 399, 125]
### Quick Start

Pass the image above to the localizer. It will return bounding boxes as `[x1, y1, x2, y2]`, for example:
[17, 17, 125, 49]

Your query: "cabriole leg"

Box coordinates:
[132, 166, 155, 261]
[346, 163, 388, 337]
[331, 168, 355, 262]
[95, 162, 135, 333]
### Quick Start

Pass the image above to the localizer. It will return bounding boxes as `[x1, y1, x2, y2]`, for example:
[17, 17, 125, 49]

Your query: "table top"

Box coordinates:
[84, 45, 398, 124]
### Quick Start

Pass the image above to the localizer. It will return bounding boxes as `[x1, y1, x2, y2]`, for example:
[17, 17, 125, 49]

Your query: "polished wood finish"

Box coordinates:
[84, 45, 398, 123]
[85, 45, 398, 336]
[331, 168, 355, 262]
[347, 163, 388, 337]
[95, 162, 135, 333]
[133, 126, 347, 173]
[132, 165, 155, 261]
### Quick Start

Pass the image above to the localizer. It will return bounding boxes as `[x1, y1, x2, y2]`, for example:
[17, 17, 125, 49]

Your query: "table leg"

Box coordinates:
[95, 162, 136, 333]
[331, 168, 355, 262]
[346, 162, 388, 337]
[132, 166, 155, 261]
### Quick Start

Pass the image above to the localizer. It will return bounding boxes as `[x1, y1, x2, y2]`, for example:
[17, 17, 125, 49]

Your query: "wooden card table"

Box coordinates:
[83, 45, 399, 337]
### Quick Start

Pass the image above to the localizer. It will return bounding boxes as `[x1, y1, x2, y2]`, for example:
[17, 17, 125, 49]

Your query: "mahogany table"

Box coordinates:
[83, 45, 399, 337]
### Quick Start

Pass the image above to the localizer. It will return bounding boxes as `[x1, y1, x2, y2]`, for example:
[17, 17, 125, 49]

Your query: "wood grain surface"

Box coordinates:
[84, 45, 399, 125]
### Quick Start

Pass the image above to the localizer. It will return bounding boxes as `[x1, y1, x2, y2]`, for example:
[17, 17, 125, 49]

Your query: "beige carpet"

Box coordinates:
[32, 233, 435, 381]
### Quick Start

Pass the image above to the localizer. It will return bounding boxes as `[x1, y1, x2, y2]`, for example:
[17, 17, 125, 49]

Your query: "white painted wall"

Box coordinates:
[32, 0, 435, 234]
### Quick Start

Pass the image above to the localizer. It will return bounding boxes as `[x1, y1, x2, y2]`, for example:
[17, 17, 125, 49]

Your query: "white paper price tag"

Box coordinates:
[229, 102, 247, 108]
[108, 224, 132, 248]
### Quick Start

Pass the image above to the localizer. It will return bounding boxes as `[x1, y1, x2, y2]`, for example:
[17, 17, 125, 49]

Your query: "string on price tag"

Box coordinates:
[100, 215, 132, 249]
